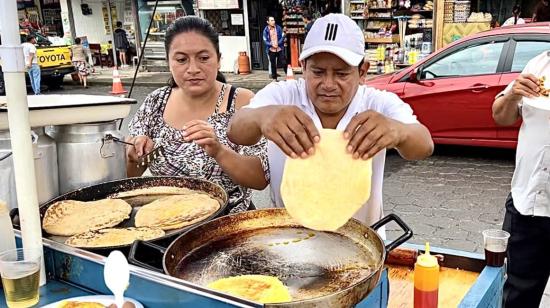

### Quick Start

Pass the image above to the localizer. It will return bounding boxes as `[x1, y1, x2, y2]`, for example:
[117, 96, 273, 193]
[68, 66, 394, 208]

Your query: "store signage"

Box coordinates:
[231, 14, 244, 25]
[198, 0, 239, 10]
[38, 54, 67, 63]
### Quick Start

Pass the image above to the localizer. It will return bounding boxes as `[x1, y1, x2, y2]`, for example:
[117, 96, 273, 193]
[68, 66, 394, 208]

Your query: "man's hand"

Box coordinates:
[260, 106, 320, 158]
[183, 120, 225, 159]
[126, 135, 154, 163]
[510, 73, 541, 99]
[344, 111, 404, 160]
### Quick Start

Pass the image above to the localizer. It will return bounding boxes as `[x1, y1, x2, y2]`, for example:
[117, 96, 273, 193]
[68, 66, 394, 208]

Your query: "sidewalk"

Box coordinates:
[79, 66, 285, 91]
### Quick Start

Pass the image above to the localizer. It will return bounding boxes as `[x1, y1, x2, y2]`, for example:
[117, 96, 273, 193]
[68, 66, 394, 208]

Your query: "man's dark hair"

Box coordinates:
[74, 37, 81, 44]
[116, 21, 123, 28]
[26, 35, 35, 42]
[267, 16, 275, 22]
[303, 14, 312, 21]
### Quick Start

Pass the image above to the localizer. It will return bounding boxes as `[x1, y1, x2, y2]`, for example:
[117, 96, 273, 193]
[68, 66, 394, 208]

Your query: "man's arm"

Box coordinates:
[344, 111, 433, 160]
[262, 28, 271, 47]
[277, 26, 284, 47]
[492, 74, 540, 126]
[228, 106, 319, 159]
[27, 52, 35, 68]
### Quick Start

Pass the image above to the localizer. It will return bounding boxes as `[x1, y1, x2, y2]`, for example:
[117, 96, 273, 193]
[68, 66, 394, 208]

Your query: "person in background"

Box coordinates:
[303, 14, 314, 37]
[533, 0, 550, 22]
[114, 21, 130, 68]
[22, 35, 40, 95]
[502, 5, 525, 26]
[492, 51, 550, 308]
[228, 14, 433, 227]
[127, 16, 268, 213]
[71, 38, 90, 88]
[263, 16, 286, 82]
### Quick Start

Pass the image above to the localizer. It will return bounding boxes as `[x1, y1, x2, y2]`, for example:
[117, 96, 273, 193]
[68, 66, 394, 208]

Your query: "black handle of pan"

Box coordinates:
[371, 213, 413, 253]
[128, 240, 166, 273]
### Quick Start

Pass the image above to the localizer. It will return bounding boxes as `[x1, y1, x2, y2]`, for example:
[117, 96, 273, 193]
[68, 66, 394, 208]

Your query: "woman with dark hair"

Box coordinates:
[127, 16, 268, 213]
[71, 37, 90, 88]
[502, 4, 525, 26]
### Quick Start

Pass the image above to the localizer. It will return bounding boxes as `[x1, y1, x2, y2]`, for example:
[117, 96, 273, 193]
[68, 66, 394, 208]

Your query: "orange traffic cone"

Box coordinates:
[286, 65, 294, 80]
[110, 69, 127, 95]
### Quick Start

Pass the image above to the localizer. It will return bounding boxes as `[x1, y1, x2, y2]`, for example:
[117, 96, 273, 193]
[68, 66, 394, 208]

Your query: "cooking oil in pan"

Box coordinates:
[175, 227, 378, 301]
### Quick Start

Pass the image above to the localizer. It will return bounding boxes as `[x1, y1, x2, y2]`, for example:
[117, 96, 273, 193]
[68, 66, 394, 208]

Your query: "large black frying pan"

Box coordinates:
[11, 176, 228, 255]
[129, 209, 412, 307]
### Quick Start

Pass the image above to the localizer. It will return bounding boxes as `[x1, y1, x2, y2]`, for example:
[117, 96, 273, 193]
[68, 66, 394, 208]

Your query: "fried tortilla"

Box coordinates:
[280, 129, 372, 231]
[59, 301, 105, 308]
[539, 76, 549, 97]
[135, 194, 220, 230]
[110, 186, 196, 199]
[43, 199, 132, 236]
[207, 275, 292, 303]
[65, 227, 165, 248]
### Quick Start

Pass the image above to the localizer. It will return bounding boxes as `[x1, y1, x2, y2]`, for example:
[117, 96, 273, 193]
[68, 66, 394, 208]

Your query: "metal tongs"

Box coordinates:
[136, 145, 164, 168]
[102, 134, 164, 168]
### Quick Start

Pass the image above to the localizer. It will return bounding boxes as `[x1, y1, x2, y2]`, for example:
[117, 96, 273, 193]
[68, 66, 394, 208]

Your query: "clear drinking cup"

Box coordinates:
[0, 248, 41, 308]
[482, 229, 510, 267]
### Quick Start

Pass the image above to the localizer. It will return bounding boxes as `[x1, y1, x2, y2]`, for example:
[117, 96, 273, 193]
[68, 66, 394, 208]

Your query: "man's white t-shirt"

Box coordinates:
[247, 79, 419, 226]
[498, 51, 550, 217]
[22, 42, 38, 64]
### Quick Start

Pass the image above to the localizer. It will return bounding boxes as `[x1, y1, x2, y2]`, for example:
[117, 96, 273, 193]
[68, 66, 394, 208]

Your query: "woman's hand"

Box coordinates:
[183, 120, 225, 159]
[126, 135, 154, 163]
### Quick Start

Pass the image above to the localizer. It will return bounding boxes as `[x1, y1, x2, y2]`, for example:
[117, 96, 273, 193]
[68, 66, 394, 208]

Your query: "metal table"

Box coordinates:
[0, 235, 503, 308]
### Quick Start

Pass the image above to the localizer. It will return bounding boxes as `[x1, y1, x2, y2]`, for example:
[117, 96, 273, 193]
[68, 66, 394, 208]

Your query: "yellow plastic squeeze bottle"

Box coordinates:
[414, 242, 439, 308]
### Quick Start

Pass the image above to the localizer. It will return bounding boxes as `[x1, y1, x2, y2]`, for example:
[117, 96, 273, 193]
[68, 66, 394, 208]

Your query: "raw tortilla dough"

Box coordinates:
[280, 128, 372, 231]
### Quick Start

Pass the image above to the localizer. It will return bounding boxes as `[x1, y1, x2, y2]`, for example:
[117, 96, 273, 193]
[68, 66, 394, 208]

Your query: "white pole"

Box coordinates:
[0, 0, 45, 286]
[107, 0, 118, 68]
[243, 0, 252, 68]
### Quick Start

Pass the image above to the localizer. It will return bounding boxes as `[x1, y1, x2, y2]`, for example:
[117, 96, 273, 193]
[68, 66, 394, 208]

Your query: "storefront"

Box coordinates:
[16, 0, 64, 37]
[197, 0, 250, 73]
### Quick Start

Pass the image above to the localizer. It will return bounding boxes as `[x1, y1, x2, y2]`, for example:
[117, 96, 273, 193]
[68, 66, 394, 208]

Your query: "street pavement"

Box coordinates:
[48, 82, 549, 306]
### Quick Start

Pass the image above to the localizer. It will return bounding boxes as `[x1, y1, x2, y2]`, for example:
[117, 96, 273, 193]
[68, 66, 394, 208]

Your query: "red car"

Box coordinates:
[366, 22, 550, 149]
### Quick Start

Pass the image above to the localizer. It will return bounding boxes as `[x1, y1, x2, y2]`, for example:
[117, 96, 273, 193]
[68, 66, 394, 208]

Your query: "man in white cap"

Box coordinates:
[228, 14, 433, 226]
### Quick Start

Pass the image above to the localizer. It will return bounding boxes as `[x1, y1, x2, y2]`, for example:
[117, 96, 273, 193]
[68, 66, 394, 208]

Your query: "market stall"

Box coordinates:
[435, 0, 492, 50]
[2, 231, 505, 307]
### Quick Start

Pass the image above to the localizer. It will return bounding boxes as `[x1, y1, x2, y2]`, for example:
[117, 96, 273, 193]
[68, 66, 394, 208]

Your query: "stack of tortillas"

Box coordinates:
[281, 129, 372, 231]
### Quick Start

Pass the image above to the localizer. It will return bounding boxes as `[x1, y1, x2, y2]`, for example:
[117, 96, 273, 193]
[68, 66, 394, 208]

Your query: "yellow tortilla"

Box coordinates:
[280, 128, 372, 231]
[207, 275, 292, 303]
[42, 199, 132, 236]
[135, 194, 220, 230]
[65, 227, 165, 248]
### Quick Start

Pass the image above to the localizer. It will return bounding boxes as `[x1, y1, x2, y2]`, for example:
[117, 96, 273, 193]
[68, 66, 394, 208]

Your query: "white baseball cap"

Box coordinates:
[299, 14, 365, 66]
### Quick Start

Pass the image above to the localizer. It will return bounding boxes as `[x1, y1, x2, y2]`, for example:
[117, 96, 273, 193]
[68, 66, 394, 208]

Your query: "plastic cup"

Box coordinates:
[0, 248, 41, 308]
[482, 229, 510, 267]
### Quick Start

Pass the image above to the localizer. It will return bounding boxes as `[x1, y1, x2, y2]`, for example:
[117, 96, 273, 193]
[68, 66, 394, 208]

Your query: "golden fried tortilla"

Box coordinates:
[539, 76, 549, 97]
[280, 129, 372, 231]
[43, 199, 132, 236]
[59, 301, 105, 308]
[208, 275, 292, 304]
[65, 227, 165, 248]
[135, 194, 220, 230]
[110, 186, 196, 199]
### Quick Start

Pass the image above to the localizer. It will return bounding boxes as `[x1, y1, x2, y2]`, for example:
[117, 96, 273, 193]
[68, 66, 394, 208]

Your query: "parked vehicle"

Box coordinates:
[0, 31, 74, 95]
[365, 22, 550, 149]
